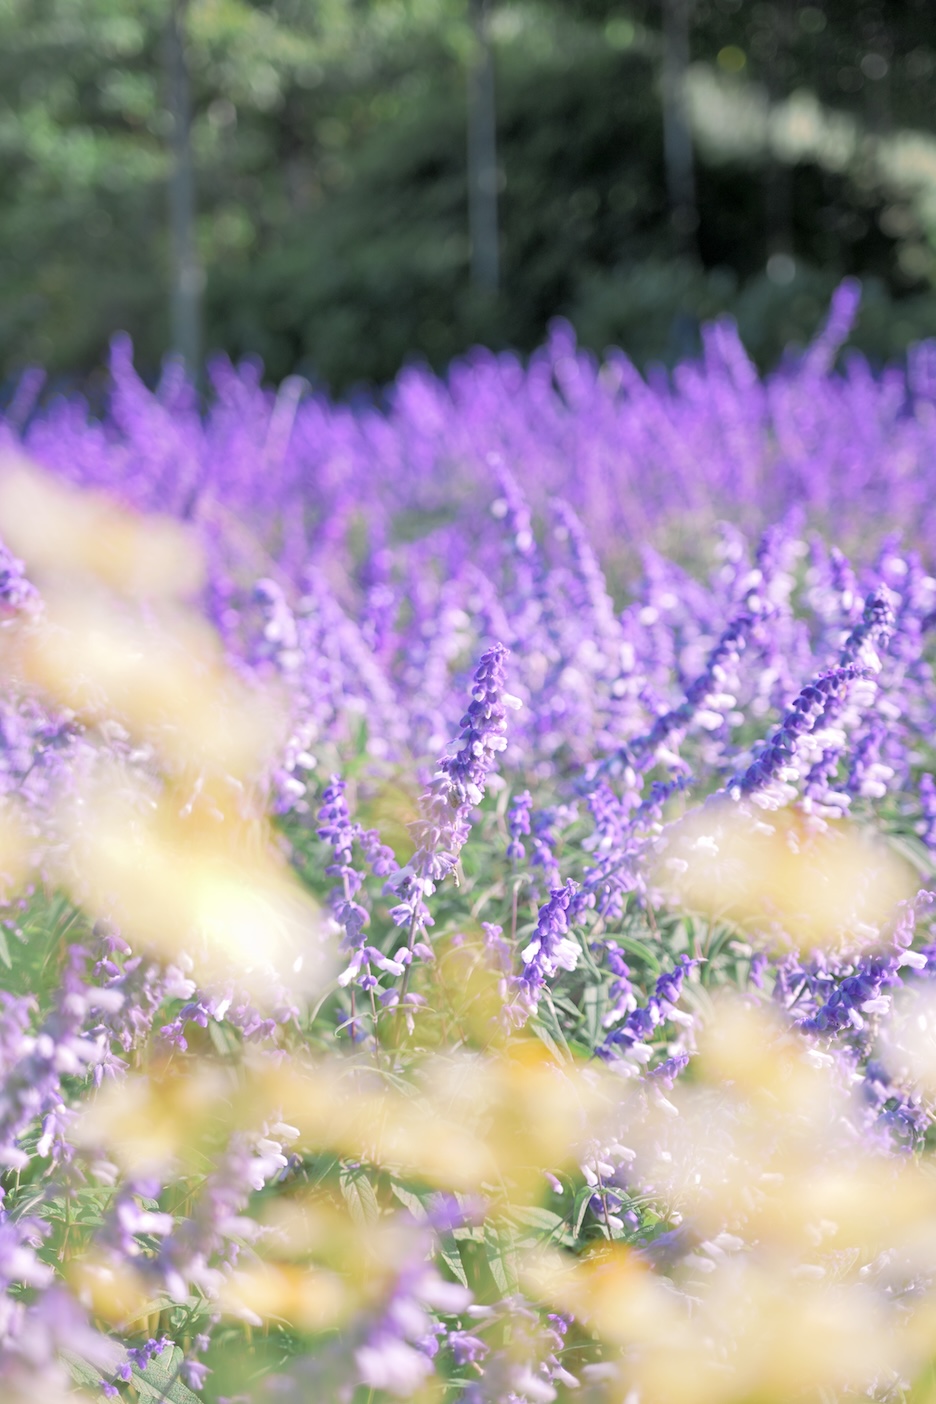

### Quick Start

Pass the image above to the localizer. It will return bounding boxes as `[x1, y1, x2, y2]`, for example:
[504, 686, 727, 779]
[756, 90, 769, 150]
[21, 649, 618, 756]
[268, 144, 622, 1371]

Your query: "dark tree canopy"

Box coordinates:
[2, 0, 936, 392]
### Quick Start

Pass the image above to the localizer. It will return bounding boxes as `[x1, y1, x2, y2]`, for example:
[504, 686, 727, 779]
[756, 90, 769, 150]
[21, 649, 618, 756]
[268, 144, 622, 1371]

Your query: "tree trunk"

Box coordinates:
[467, 0, 499, 296]
[661, 0, 698, 255]
[166, 0, 202, 379]
[765, 0, 793, 266]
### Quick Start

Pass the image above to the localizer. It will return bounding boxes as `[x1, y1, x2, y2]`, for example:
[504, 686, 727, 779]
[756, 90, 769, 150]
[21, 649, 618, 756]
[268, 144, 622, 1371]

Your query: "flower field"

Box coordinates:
[4, 284, 936, 1400]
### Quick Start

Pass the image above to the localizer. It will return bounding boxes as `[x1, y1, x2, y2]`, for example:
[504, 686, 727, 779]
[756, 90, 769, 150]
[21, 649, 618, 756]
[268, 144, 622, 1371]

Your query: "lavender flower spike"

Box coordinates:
[386, 643, 520, 929]
[435, 643, 517, 813]
[510, 879, 581, 1023]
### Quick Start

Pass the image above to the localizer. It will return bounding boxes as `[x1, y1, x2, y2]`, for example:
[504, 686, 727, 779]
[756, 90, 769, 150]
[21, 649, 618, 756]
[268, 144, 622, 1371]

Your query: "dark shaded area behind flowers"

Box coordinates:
[5, 0, 936, 391]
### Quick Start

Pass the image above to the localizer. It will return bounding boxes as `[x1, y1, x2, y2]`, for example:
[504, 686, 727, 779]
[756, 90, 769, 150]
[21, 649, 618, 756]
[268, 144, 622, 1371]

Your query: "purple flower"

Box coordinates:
[511, 880, 580, 1021]
[384, 643, 518, 934]
[506, 789, 532, 862]
[601, 955, 695, 1059]
[449, 1330, 490, 1366]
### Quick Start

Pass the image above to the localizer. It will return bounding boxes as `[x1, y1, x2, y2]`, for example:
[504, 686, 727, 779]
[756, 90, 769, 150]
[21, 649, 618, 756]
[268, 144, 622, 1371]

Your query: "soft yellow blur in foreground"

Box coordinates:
[71, 989, 936, 1397]
[653, 800, 915, 954]
[220, 1260, 354, 1333]
[0, 455, 204, 599]
[878, 984, 936, 1106]
[269, 1041, 606, 1197]
[77, 1040, 605, 1197]
[0, 803, 33, 900]
[627, 998, 936, 1257]
[72, 1042, 609, 1337]
[69, 1251, 156, 1329]
[527, 997, 936, 1403]
[4, 588, 283, 780]
[0, 454, 285, 781]
[0, 456, 324, 999]
[526, 1244, 904, 1404]
[60, 777, 328, 999]
[220, 1200, 412, 1330]
[75, 1061, 237, 1177]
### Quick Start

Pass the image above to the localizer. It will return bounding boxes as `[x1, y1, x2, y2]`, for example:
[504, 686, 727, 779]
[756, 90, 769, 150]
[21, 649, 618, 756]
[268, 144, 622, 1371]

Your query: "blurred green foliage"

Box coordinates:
[3, 0, 936, 391]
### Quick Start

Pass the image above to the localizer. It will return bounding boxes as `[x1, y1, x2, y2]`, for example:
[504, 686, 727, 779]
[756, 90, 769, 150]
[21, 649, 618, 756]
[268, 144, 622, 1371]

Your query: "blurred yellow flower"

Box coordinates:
[6, 589, 284, 780]
[0, 455, 204, 599]
[75, 1061, 237, 1175]
[57, 774, 329, 999]
[219, 1261, 354, 1332]
[69, 1252, 155, 1328]
[653, 800, 915, 954]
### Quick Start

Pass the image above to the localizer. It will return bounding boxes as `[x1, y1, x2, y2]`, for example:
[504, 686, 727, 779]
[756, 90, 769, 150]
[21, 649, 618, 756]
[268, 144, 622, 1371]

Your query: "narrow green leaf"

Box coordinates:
[583, 984, 605, 1050]
[528, 1017, 564, 1063]
[508, 1205, 569, 1240]
[390, 1181, 427, 1217]
[340, 1167, 380, 1226]
[572, 1184, 594, 1238]
[574, 930, 604, 981]
[531, 993, 573, 1061]
[613, 933, 662, 975]
[437, 1237, 469, 1287]
[483, 1224, 512, 1295]
[888, 831, 936, 878]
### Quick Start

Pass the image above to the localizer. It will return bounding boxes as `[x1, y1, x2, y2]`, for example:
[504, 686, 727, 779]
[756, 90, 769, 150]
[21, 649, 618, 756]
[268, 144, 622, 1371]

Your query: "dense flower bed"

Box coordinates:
[1, 289, 936, 1401]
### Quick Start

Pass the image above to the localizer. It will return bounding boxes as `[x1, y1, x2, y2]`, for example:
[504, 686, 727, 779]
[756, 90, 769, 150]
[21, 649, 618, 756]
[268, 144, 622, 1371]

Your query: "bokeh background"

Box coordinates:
[2, 0, 935, 393]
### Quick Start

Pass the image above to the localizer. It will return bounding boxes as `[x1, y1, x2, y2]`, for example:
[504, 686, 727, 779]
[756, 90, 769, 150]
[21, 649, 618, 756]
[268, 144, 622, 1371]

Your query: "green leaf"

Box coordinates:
[131, 1346, 202, 1404]
[613, 933, 662, 976]
[390, 1180, 428, 1217]
[507, 1204, 571, 1245]
[528, 1017, 565, 1063]
[508, 1205, 561, 1230]
[887, 831, 936, 878]
[207, 1018, 238, 1056]
[60, 1350, 111, 1401]
[340, 1166, 381, 1226]
[484, 1232, 510, 1296]
[583, 984, 606, 1050]
[530, 993, 573, 1062]
[437, 1237, 469, 1287]
[702, 923, 738, 967]
[574, 930, 604, 982]
[572, 1184, 595, 1237]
